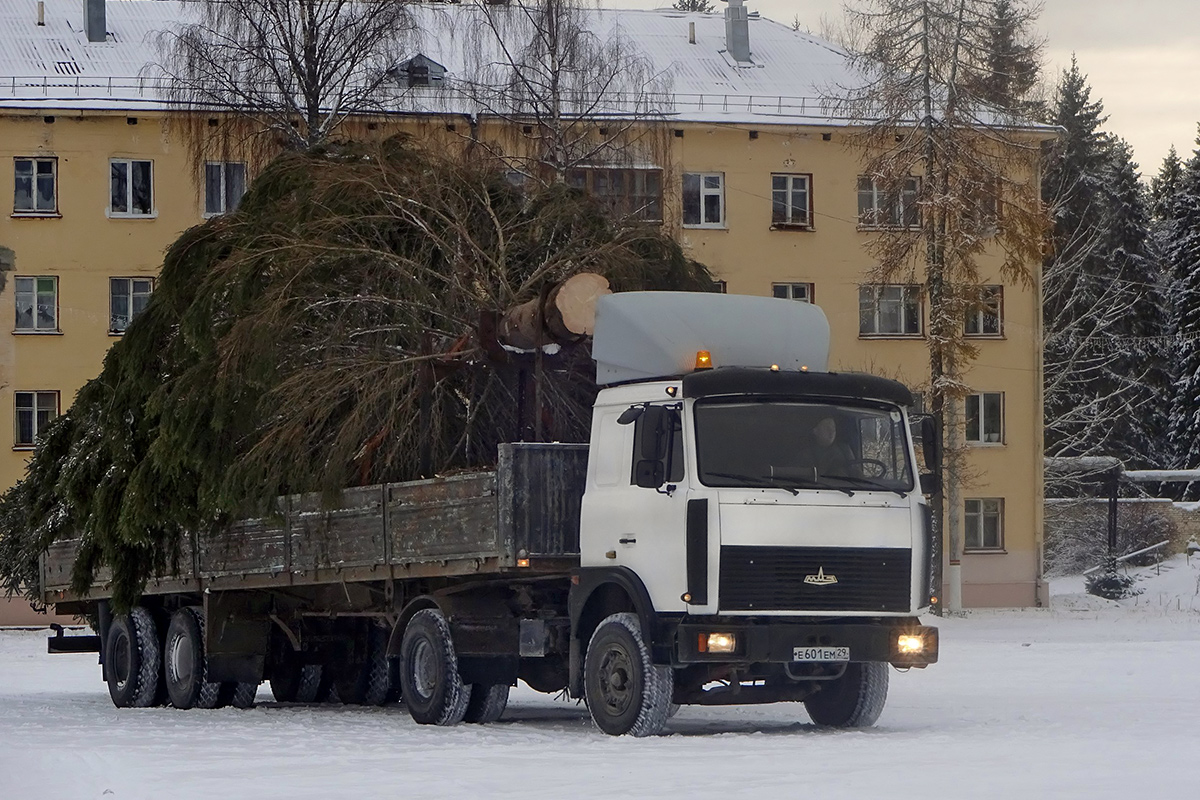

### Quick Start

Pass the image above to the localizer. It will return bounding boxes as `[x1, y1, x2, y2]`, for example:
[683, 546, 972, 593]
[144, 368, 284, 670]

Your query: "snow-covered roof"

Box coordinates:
[0, 1, 1052, 131]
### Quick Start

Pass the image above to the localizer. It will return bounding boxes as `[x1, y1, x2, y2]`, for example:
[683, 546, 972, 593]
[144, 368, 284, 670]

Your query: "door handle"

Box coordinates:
[618, 537, 637, 545]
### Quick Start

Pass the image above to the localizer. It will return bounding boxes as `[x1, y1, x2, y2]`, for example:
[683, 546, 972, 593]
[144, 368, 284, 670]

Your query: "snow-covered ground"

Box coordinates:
[3, 556, 1200, 800]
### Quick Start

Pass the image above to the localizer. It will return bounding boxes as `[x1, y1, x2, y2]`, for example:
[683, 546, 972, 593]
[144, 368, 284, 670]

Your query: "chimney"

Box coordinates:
[724, 0, 751, 63]
[37, 1, 45, 26]
[688, 21, 695, 45]
[85, 0, 106, 43]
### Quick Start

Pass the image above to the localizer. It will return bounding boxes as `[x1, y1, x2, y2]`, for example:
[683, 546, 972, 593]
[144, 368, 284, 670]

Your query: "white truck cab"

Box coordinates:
[569, 291, 939, 735]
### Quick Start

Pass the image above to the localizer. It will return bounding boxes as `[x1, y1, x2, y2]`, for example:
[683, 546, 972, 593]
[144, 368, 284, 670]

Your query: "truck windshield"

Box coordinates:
[693, 400, 915, 493]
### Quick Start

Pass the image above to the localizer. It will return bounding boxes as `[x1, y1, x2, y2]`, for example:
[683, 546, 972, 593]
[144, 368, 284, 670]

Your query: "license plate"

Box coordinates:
[792, 646, 850, 662]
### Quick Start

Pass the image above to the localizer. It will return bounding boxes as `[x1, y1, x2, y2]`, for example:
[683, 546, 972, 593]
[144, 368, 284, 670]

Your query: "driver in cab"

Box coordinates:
[809, 416, 855, 478]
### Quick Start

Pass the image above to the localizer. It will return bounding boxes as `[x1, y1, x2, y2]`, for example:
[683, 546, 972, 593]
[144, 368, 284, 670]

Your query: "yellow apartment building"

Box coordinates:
[0, 0, 1051, 621]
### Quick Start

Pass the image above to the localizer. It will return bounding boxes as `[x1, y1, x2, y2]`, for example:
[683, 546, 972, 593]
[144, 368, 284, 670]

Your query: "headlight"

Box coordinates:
[897, 634, 924, 654]
[699, 632, 737, 653]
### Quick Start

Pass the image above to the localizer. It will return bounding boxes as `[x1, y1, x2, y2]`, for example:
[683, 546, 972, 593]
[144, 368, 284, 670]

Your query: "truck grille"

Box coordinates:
[719, 546, 912, 612]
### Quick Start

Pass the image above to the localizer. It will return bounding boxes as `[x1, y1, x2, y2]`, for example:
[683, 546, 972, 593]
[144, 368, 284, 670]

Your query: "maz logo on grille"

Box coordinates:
[803, 567, 838, 585]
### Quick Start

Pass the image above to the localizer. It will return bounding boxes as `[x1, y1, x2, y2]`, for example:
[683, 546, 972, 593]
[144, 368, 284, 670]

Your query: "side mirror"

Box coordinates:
[634, 460, 666, 489]
[919, 472, 942, 496]
[638, 405, 668, 460]
[617, 405, 645, 426]
[917, 415, 942, 474]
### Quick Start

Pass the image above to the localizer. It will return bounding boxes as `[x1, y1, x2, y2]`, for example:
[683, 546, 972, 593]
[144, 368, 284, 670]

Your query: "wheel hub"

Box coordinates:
[412, 639, 437, 700]
[598, 644, 635, 715]
[170, 634, 194, 685]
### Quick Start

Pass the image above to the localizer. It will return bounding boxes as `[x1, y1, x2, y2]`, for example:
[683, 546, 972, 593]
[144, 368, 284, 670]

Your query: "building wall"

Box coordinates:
[0, 109, 1046, 618]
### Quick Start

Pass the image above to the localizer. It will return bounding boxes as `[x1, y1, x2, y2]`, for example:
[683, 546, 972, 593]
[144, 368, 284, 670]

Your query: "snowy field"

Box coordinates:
[3, 557, 1200, 800]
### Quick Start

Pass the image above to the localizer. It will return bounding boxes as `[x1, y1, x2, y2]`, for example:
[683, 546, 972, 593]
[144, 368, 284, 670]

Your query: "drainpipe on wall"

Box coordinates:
[85, 0, 106, 43]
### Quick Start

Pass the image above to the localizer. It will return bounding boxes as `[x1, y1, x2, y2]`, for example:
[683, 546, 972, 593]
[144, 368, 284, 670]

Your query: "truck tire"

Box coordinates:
[584, 612, 673, 737]
[399, 608, 470, 726]
[106, 606, 162, 709]
[163, 607, 223, 710]
[335, 624, 393, 706]
[463, 683, 509, 724]
[270, 663, 324, 704]
[224, 681, 259, 709]
[803, 661, 889, 727]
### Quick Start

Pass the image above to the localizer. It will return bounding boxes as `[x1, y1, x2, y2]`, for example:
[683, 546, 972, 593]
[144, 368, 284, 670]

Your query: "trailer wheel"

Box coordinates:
[584, 612, 672, 737]
[803, 661, 889, 727]
[164, 607, 223, 710]
[335, 624, 393, 706]
[463, 684, 509, 724]
[106, 606, 162, 709]
[399, 608, 470, 726]
[223, 681, 259, 709]
[270, 663, 325, 704]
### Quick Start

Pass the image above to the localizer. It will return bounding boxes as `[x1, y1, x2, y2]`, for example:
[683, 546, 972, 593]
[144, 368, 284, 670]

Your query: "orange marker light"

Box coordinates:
[695, 350, 713, 370]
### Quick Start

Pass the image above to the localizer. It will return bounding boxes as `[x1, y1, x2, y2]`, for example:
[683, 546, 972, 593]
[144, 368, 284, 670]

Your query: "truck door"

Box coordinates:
[582, 404, 690, 614]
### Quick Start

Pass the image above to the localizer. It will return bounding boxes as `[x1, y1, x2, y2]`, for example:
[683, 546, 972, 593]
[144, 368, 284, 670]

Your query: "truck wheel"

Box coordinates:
[584, 612, 673, 737]
[399, 608, 470, 726]
[107, 606, 162, 709]
[271, 663, 325, 704]
[163, 607, 222, 710]
[335, 624, 393, 706]
[463, 684, 509, 724]
[223, 681, 259, 709]
[803, 662, 889, 727]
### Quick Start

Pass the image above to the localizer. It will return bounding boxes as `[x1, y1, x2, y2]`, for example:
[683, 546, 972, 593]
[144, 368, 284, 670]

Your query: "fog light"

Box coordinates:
[701, 632, 737, 654]
[897, 634, 924, 654]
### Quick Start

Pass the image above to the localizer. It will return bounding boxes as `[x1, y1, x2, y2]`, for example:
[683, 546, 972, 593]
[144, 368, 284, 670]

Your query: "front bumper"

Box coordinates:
[674, 620, 938, 668]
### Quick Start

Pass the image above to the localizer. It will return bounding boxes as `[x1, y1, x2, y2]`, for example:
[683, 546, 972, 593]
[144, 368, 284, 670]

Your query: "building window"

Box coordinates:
[682, 172, 724, 227]
[965, 285, 1003, 336]
[857, 176, 919, 229]
[14, 390, 59, 448]
[565, 167, 663, 222]
[110, 159, 153, 216]
[859, 285, 921, 336]
[14, 276, 58, 332]
[204, 162, 247, 216]
[771, 173, 812, 228]
[965, 391, 1004, 444]
[965, 498, 1004, 550]
[14, 157, 57, 214]
[773, 282, 814, 302]
[110, 278, 154, 334]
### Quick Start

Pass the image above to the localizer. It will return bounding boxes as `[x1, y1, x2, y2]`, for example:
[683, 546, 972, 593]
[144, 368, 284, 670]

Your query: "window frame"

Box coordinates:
[964, 391, 1005, 445]
[13, 275, 59, 333]
[964, 285, 1004, 337]
[682, 171, 726, 229]
[204, 161, 248, 217]
[770, 173, 813, 229]
[108, 158, 155, 218]
[857, 175, 920, 230]
[109, 277, 155, 335]
[565, 166, 663, 223]
[964, 497, 1005, 552]
[13, 156, 59, 216]
[858, 284, 923, 338]
[772, 282, 815, 303]
[13, 390, 59, 449]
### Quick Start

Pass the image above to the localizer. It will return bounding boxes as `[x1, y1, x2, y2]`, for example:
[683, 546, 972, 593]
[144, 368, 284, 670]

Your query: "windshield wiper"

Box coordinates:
[704, 472, 800, 496]
[819, 474, 909, 498]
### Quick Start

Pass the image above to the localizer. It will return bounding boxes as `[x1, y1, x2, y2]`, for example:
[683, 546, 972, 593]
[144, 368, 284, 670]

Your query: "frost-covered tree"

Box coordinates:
[972, 0, 1043, 116]
[835, 0, 1049, 611]
[1042, 61, 1171, 472]
[672, 0, 715, 12]
[1166, 132, 1200, 479]
[154, 0, 415, 151]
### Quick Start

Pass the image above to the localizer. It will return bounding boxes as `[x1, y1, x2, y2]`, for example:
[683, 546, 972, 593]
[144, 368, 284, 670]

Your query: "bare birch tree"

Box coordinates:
[154, 0, 415, 152]
[453, 0, 673, 184]
[833, 0, 1048, 611]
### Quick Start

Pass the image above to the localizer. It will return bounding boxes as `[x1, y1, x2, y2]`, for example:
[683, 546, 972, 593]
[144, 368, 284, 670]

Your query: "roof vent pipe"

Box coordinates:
[85, 0, 106, 43]
[689, 21, 695, 45]
[724, 0, 751, 63]
[37, 1, 45, 26]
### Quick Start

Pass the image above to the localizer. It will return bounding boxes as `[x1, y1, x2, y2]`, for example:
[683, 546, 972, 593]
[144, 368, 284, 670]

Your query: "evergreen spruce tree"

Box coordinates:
[976, 0, 1042, 116]
[1042, 60, 1170, 468]
[1151, 146, 1184, 220]
[1165, 132, 1200, 477]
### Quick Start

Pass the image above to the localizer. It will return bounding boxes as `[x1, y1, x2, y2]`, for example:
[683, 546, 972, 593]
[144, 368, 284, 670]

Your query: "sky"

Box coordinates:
[613, 1, 1200, 179]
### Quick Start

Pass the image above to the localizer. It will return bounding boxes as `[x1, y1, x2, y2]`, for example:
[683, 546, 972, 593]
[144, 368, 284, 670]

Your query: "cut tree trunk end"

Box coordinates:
[500, 273, 611, 350]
